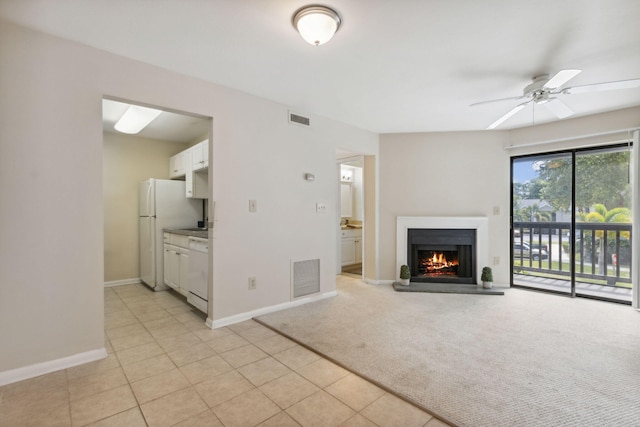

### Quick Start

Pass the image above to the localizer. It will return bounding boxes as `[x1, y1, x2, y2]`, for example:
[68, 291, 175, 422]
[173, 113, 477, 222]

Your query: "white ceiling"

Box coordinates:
[2, 0, 639, 133]
[102, 99, 210, 144]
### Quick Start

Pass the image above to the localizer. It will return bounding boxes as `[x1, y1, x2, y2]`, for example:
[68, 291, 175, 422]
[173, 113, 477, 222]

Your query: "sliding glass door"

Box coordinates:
[511, 143, 633, 304]
[512, 152, 573, 295]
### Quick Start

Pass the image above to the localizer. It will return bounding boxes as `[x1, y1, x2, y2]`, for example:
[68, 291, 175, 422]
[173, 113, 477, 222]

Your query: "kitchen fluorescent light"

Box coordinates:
[114, 105, 162, 134]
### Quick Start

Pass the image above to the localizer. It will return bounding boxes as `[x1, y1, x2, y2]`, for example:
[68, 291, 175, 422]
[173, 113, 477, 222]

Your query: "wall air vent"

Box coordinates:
[291, 259, 320, 298]
[289, 111, 310, 127]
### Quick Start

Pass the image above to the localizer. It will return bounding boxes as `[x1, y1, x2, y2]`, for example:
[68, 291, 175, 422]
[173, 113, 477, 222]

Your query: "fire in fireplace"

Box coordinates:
[407, 228, 476, 284]
[419, 250, 459, 276]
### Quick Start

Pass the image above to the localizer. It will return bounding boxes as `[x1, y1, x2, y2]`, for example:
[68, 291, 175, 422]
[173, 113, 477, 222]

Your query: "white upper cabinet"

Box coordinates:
[170, 138, 210, 199]
[184, 148, 194, 197]
[185, 145, 208, 199]
[170, 139, 209, 178]
[191, 139, 208, 171]
[169, 151, 186, 178]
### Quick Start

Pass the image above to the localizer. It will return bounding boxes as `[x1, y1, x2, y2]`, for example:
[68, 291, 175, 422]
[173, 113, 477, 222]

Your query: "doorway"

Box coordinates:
[102, 97, 211, 287]
[337, 155, 365, 278]
[511, 143, 634, 304]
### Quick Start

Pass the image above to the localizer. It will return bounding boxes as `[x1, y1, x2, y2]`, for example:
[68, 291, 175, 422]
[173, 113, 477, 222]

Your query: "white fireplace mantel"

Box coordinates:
[396, 216, 489, 284]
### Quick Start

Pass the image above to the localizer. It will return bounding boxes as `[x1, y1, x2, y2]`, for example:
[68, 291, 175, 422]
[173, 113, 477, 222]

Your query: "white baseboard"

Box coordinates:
[0, 348, 107, 386]
[364, 278, 395, 285]
[104, 278, 141, 287]
[208, 290, 338, 329]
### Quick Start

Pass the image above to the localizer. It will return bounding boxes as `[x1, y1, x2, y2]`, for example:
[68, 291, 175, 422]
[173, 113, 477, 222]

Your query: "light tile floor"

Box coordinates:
[0, 283, 450, 427]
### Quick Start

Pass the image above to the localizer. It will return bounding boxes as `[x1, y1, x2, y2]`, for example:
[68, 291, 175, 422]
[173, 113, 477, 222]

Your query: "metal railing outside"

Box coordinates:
[513, 221, 632, 287]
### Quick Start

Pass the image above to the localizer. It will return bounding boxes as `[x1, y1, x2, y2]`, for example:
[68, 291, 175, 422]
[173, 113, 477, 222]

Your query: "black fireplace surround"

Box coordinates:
[407, 228, 476, 284]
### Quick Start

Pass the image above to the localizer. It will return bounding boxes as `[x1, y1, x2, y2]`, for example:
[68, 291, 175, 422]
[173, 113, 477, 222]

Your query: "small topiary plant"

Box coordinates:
[481, 266, 493, 283]
[400, 264, 411, 280]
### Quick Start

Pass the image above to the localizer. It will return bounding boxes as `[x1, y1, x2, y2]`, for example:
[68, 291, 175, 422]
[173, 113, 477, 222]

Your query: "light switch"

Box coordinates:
[316, 202, 327, 213]
[249, 200, 257, 213]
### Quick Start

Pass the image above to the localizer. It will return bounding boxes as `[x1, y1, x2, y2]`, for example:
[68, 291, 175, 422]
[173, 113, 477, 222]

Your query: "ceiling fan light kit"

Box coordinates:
[475, 69, 640, 130]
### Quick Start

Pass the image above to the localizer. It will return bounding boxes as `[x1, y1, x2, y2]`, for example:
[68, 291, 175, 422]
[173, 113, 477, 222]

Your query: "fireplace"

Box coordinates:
[396, 216, 488, 286]
[408, 228, 475, 284]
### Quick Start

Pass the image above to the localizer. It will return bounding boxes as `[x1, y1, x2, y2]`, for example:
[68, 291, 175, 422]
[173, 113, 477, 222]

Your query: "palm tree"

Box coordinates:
[580, 203, 631, 274]
[531, 208, 552, 222]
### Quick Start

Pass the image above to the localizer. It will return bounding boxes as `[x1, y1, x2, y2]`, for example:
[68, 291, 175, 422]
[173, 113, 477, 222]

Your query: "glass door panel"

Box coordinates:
[512, 153, 573, 294]
[574, 146, 633, 303]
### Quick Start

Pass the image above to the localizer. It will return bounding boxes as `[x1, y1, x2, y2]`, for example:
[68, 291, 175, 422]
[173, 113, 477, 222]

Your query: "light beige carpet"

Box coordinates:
[256, 276, 640, 427]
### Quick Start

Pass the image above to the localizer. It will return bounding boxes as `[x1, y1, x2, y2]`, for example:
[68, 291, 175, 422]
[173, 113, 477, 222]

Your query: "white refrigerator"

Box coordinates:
[139, 178, 201, 290]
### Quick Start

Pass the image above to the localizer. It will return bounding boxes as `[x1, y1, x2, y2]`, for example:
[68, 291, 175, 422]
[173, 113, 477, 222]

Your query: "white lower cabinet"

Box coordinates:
[178, 251, 189, 293]
[340, 229, 362, 266]
[163, 233, 190, 297]
[164, 245, 178, 288]
[341, 239, 356, 265]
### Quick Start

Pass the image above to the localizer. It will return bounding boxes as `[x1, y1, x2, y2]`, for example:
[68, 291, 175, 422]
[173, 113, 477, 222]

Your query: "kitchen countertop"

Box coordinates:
[164, 228, 208, 238]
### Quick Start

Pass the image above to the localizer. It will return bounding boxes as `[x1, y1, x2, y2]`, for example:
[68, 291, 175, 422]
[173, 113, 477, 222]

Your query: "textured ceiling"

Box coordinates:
[2, 0, 639, 133]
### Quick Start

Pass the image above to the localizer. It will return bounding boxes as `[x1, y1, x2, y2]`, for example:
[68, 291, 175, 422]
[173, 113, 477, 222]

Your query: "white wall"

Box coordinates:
[506, 107, 640, 154]
[210, 104, 377, 320]
[0, 21, 106, 377]
[378, 131, 512, 283]
[0, 20, 378, 378]
[351, 165, 364, 221]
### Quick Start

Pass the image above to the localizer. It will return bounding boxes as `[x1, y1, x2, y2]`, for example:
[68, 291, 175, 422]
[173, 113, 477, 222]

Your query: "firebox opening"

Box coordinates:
[418, 249, 459, 277]
[407, 228, 476, 284]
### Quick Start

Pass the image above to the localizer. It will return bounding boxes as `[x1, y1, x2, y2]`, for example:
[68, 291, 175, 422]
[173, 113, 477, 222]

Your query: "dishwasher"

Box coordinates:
[187, 237, 208, 313]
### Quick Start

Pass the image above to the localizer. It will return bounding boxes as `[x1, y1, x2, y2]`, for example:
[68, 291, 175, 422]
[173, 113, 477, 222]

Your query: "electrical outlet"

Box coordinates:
[249, 200, 257, 213]
[248, 276, 256, 290]
[316, 202, 327, 213]
[493, 256, 500, 266]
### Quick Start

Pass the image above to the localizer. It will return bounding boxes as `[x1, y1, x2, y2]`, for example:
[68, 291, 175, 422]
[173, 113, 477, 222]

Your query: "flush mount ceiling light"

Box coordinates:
[293, 5, 341, 46]
[114, 105, 163, 134]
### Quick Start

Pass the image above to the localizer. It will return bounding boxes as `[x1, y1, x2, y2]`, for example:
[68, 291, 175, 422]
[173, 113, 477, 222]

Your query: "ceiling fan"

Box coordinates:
[471, 70, 640, 129]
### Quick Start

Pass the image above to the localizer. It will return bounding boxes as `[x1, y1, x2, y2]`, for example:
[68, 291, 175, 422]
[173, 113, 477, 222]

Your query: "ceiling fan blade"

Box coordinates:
[486, 101, 529, 130]
[470, 95, 526, 107]
[544, 98, 574, 118]
[543, 69, 582, 90]
[562, 78, 640, 95]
